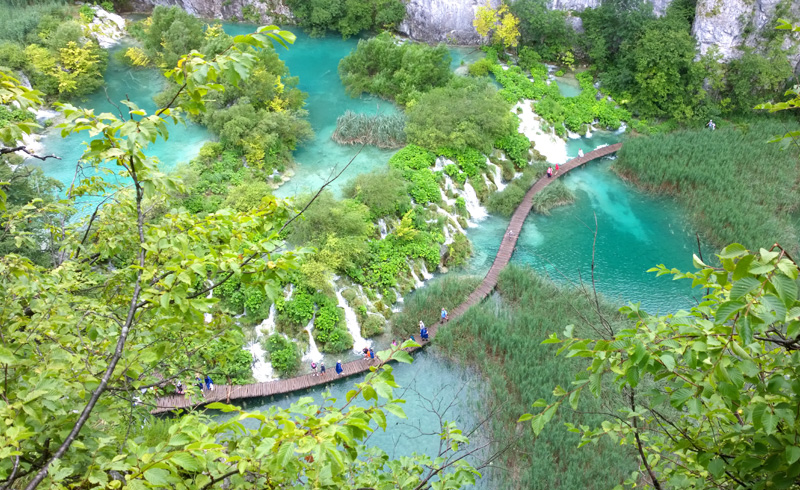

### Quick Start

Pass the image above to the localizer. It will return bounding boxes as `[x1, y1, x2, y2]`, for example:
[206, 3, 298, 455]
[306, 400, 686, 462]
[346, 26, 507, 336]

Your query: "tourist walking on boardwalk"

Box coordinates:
[195, 375, 203, 391]
[362, 347, 370, 359]
[555, 163, 560, 174]
[176, 380, 184, 394]
[578, 148, 584, 158]
[320, 362, 326, 375]
[369, 347, 375, 361]
[335, 360, 344, 375]
[547, 166, 553, 178]
[420, 324, 429, 342]
[440, 308, 448, 324]
[311, 361, 318, 376]
[204, 374, 214, 391]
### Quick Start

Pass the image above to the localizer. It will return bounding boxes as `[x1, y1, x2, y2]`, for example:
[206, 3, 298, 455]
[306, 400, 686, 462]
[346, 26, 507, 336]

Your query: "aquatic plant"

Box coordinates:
[615, 119, 800, 255]
[435, 266, 636, 489]
[331, 110, 407, 149]
[530, 180, 575, 214]
[390, 275, 480, 338]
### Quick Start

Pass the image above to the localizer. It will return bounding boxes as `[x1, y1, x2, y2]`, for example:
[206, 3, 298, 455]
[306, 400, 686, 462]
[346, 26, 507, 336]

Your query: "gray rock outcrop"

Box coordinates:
[693, 0, 800, 70]
[396, 0, 501, 44]
[129, 0, 292, 24]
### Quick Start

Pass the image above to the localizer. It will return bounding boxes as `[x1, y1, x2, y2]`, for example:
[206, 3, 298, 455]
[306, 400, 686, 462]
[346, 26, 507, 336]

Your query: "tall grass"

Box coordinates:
[0, 1, 68, 43]
[531, 180, 575, 215]
[390, 275, 480, 338]
[331, 110, 406, 149]
[432, 265, 636, 489]
[616, 119, 800, 254]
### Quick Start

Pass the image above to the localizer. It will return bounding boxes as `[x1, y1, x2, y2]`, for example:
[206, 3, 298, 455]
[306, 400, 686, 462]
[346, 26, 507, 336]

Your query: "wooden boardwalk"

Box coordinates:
[152, 143, 622, 414]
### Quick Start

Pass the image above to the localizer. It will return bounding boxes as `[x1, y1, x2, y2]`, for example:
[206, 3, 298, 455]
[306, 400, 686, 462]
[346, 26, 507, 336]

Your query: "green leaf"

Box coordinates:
[393, 350, 414, 364]
[719, 243, 747, 259]
[730, 277, 760, 300]
[170, 451, 201, 471]
[670, 388, 693, 409]
[277, 441, 295, 467]
[384, 403, 407, 419]
[715, 300, 745, 324]
[518, 413, 533, 422]
[659, 353, 675, 372]
[708, 458, 725, 478]
[762, 410, 779, 435]
[785, 446, 800, 464]
[143, 468, 171, 486]
[772, 275, 798, 306]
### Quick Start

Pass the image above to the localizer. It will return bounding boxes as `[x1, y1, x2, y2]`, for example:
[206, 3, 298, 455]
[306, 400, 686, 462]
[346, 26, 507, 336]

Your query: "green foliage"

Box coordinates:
[445, 232, 472, 267]
[137, 6, 205, 68]
[491, 64, 554, 103]
[0, 1, 68, 44]
[263, 333, 302, 376]
[530, 180, 574, 214]
[387, 145, 441, 205]
[726, 48, 793, 113]
[358, 228, 442, 294]
[528, 246, 800, 490]
[467, 57, 494, 77]
[615, 120, 800, 255]
[287, 0, 406, 37]
[436, 265, 636, 489]
[405, 77, 517, 154]
[494, 132, 530, 169]
[389, 144, 436, 170]
[203, 336, 256, 384]
[343, 168, 411, 219]
[288, 191, 373, 247]
[486, 166, 543, 217]
[331, 110, 406, 149]
[510, 0, 575, 61]
[339, 32, 452, 106]
[241, 4, 260, 23]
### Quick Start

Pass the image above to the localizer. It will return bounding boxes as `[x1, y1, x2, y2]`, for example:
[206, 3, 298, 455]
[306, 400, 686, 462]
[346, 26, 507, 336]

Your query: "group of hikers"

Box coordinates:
[171, 308, 454, 396]
[547, 148, 586, 178]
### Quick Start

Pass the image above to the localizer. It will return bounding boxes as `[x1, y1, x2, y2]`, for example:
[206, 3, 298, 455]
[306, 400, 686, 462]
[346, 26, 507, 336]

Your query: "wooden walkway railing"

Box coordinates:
[152, 143, 622, 414]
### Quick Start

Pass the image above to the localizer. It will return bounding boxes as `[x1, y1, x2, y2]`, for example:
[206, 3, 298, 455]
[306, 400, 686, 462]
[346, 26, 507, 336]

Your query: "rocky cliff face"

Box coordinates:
[396, 0, 501, 44]
[129, 0, 292, 24]
[693, 0, 800, 70]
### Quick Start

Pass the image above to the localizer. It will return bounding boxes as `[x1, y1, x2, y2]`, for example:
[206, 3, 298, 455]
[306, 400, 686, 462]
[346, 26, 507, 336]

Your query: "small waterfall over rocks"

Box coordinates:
[302, 316, 324, 364]
[335, 287, 372, 353]
[86, 6, 126, 48]
[489, 162, 507, 192]
[420, 261, 433, 280]
[247, 305, 276, 382]
[378, 218, 389, 239]
[462, 181, 488, 224]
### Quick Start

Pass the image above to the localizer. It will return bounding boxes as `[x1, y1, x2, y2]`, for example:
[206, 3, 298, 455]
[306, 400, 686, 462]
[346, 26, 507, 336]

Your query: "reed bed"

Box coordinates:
[0, 1, 68, 43]
[331, 111, 406, 149]
[615, 120, 800, 254]
[432, 266, 636, 489]
[391, 275, 480, 338]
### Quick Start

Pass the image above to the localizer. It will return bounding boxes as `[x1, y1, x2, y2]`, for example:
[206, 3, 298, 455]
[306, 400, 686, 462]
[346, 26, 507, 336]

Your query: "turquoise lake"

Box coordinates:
[25, 26, 710, 483]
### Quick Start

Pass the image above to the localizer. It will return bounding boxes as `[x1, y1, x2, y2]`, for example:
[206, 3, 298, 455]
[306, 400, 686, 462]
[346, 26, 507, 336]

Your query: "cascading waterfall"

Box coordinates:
[615, 122, 628, 135]
[247, 305, 276, 382]
[420, 261, 433, 280]
[204, 287, 213, 324]
[334, 288, 372, 353]
[409, 266, 424, 288]
[378, 218, 388, 239]
[489, 162, 507, 192]
[302, 316, 324, 364]
[483, 173, 494, 193]
[462, 181, 488, 224]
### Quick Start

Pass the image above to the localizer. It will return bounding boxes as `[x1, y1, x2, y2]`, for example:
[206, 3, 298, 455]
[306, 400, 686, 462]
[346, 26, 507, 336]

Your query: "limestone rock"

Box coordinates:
[129, 0, 292, 24]
[397, 0, 501, 44]
[693, 0, 800, 71]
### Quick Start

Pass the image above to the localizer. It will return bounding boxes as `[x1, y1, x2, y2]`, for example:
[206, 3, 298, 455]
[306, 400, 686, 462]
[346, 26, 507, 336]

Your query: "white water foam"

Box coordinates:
[489, 162, 507, 192]
[335, 288, 372, 353]
[378, 218, 388, 239]
[247, 305, 276, 382]
[514, 100, 568, 165]
[462, 181, 488, 224]
[302, 316, 324, 364]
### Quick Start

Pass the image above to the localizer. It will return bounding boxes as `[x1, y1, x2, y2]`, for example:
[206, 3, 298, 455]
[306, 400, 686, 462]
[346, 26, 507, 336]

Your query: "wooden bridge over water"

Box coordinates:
[152, 143, 622, 414]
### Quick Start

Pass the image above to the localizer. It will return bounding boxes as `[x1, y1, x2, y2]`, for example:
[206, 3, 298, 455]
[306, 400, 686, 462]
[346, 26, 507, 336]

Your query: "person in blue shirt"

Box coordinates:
[440, 308, 448, 324]
[320, 362, 326, 375]
[421, 325, 429, 342]
[204, 374, 214, 391]
[369, 348, 375, 360]
[335, 360, 343, 375]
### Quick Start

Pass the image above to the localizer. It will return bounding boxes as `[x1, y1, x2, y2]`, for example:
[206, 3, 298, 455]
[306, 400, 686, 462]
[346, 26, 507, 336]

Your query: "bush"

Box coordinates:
[468, 57, 495, 77]
[343, 168, 411, 219]
[263, 334, 301, 377]
[405, 77, 517, 154]
[445, 233, 472, 267]
[494, 132, 530, 169]
[288, 0, 406, 37]
[339, 32, 452, 106]
[361, 314, 385, 337]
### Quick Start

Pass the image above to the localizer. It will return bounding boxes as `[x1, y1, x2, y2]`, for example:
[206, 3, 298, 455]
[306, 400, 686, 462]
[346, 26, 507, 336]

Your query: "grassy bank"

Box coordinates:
[615, 119, 800, 255]
[428, 265, 636, 489]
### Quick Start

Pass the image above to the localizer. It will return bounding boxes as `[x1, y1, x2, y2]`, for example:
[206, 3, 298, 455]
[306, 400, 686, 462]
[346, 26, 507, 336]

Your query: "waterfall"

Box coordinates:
[615, 122, 628, 135]
[285, 284, 294, 300]
[483, 173, 494, 192]
[301, 316, 324, 363]
[420, 261, 433, 280]
[433, 156, 449, 171]
[88, 6, 127, 48]
[246, 305, 276, 382]
[378, 219, 388, 239]
[409, 266, 424, 288]
[489, 162, 507, 192]
[335, 288, 372, 353]
[462, 181, 488, 224]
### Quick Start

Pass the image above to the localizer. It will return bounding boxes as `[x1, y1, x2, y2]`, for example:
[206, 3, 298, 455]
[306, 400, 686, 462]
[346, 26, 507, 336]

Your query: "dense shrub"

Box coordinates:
[494, 132, 531, 169]
[339, 32, 452, 106]
[511, 0, 575, 61]
[343, 168, 411, 219]
[405, 77, 517, 154]
[263, 334, 301, 377]
[287, 0, 406, 37]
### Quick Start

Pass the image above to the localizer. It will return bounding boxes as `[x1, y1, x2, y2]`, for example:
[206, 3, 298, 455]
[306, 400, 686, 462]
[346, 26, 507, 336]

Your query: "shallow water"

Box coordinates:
[216, 348, 492, 487]
[464, 132, 710, 314]
[554, 75, 582, 98]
